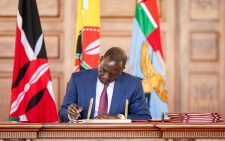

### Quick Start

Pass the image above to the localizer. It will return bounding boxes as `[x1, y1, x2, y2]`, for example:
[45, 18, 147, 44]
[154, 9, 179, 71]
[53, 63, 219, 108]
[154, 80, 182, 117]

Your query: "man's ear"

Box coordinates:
[100, 56, 103, 62]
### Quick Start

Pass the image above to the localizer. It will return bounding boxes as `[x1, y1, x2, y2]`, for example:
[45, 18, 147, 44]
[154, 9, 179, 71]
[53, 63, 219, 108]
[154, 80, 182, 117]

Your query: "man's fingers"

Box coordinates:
[95, 114, 120, 119]
[69, 104, 82, 113]
[78, 106, 83, 112]
[74, 104, 83, 112]
[68, 110, 77, 119]
[67, 103, 83, 120]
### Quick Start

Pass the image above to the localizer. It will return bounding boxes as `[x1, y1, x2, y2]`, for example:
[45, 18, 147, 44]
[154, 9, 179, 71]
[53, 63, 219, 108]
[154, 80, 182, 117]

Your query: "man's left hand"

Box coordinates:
[95, 114, 121, 119]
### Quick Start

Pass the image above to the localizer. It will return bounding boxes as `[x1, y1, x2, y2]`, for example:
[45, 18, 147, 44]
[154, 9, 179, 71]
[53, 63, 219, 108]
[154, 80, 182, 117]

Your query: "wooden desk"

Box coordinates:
[41, 122, 159, 139]
[0, 121, 41, 139]
[0, 121, 225, 140]
[157, 122, 225, 139]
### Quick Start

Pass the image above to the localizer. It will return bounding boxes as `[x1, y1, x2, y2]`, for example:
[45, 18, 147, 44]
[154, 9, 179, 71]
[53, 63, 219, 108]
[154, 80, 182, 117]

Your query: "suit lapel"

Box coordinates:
[85, 69, 98, 118]
[109, 74, 126, 114]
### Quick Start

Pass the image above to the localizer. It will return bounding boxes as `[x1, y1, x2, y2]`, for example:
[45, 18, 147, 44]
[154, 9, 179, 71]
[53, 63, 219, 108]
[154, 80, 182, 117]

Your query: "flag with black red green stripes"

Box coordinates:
[10, 0, 58, 122]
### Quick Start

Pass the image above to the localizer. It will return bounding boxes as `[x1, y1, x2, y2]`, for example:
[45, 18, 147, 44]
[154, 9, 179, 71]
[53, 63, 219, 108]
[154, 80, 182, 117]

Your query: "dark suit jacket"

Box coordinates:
[59, 69, 151, 122]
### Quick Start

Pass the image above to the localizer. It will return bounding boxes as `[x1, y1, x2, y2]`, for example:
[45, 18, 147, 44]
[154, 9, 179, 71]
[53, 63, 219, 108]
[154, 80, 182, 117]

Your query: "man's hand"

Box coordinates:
[67, 103, 83, 120]
[95, 114, 120, 119]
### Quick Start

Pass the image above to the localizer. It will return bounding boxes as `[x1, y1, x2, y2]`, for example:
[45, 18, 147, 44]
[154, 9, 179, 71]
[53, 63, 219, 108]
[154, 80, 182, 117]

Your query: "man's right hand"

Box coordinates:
[67, 103, 83, 120]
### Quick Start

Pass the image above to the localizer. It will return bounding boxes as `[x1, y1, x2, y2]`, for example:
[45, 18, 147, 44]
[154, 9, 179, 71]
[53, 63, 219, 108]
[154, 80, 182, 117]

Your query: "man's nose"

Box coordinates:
[102, 73, 109, 79]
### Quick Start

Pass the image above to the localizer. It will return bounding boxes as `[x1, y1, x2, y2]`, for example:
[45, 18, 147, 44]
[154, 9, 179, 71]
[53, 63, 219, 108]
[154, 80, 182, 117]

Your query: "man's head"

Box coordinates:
[98, 47, 127, 85]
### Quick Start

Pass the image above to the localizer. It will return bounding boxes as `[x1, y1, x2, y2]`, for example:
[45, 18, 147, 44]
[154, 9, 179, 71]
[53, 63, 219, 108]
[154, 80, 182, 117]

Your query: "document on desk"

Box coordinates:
[76, 119, 132, 123]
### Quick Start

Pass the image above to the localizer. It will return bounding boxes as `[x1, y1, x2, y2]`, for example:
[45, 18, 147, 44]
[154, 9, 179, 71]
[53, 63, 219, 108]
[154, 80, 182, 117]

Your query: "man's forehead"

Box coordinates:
[108, 60, 116, 66]
[103, 58, 122, 66]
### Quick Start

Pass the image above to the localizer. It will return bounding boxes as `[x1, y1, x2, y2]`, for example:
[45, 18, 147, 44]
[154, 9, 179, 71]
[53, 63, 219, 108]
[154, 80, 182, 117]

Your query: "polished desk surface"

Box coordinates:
[0, 121, 225, 140]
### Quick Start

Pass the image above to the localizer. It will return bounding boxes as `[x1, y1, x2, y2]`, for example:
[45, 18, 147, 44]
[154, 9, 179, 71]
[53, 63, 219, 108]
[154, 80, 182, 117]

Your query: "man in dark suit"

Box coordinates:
[59, 47, 151, 122]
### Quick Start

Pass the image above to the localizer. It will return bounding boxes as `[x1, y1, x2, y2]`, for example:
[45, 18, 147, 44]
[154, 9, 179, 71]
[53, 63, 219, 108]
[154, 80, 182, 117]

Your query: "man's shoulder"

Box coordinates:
[121, 72, 141, 83]
[71, 69, 97, 78]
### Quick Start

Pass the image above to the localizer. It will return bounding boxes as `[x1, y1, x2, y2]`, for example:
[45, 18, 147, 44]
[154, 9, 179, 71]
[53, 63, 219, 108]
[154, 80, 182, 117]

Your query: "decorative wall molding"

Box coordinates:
[189, 0, 220, 21]
[190, 32, 219, 62]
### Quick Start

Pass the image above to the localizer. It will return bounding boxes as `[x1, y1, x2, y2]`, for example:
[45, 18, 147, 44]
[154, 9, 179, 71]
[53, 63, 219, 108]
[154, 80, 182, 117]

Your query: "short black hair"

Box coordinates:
[103, 47, 127, 67]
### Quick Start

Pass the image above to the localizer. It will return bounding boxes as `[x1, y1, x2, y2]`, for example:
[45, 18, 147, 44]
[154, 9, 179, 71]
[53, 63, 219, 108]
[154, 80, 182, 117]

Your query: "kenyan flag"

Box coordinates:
[9, 0, 58, 123]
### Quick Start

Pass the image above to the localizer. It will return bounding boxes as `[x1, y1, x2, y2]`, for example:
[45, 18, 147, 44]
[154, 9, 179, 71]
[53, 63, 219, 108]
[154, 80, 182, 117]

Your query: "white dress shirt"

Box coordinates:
[94, 78, 115, 117]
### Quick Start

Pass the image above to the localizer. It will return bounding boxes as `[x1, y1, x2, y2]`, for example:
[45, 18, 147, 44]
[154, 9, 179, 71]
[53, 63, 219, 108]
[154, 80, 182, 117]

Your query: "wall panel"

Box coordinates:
[178, 0, 225, 117]
[0, 75, 11, 121]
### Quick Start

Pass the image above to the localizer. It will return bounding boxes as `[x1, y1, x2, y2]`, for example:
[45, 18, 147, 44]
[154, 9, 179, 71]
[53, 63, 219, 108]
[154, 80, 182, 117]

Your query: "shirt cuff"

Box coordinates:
[68, 114, 73, 121]
[117, 114, 126, 119]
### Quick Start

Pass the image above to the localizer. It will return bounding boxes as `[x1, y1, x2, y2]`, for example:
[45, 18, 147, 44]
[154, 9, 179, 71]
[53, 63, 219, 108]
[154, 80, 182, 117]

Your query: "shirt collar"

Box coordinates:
[97, 78, 115, 88]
